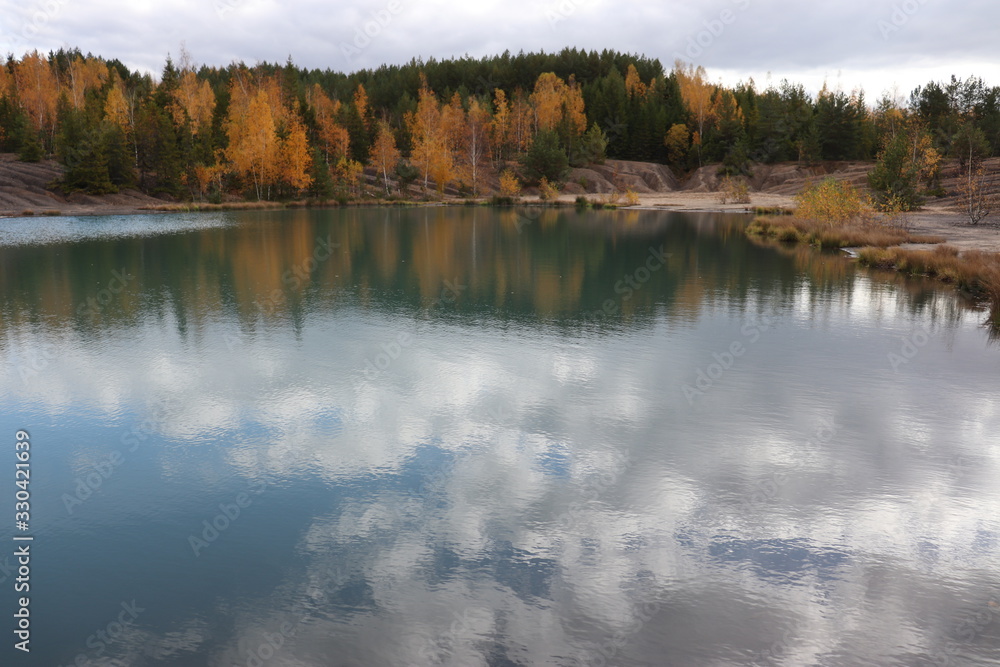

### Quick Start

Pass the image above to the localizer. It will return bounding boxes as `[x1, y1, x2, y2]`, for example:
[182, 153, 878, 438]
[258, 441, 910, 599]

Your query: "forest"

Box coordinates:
[0, 46, 998, 206]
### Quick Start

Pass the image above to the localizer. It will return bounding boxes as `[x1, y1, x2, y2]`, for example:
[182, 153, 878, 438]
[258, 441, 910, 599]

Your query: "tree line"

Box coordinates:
[0, 46, 997, 205]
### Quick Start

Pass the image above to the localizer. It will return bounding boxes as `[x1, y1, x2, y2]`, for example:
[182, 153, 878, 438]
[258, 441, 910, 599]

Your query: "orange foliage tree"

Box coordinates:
[278, 119, 313, 193]
[307, 84, 350, 164]
[174, 70, 216, 132]
[67, 57, 108, 110]
[674, 61, 716, 166]
[226, 87, 277, 199]
[369, 121, 401, 194]
[406, 78, 449, 191]
[14, 51, 59, 139]
[464, 98, 492, 195]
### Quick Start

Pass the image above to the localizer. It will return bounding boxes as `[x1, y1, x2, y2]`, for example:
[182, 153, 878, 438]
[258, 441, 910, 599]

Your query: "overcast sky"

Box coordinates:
[1, 0, 998, 100]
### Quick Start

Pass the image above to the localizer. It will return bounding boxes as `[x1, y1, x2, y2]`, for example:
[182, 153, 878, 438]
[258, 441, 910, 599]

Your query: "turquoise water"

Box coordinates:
[1, 207, 998, 666]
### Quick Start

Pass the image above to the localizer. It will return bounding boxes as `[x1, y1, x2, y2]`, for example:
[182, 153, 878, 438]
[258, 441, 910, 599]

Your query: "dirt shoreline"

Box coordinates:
[3, 191, 1000, 252]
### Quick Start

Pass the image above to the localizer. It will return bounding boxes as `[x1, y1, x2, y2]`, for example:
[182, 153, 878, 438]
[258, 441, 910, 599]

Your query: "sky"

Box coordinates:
[1, 0, 998, 100]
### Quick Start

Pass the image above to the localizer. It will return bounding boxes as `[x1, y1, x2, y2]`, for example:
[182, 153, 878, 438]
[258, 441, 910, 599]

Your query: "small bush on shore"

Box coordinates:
[718, 176, 751, 205]
[498, 170, 522, 199]
[794, 178, 868, 224]
[538, 177, 561, 201]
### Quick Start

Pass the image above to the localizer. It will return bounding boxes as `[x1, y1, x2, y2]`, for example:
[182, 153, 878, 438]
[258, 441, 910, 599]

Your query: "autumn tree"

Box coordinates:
[665, 123, 690, 168]
[277, 119, 313, 194]
[674, 61, 715, 166]
[464, 98, 491, 195]
[369, 120, 401, 194]
[531, 73, 567, 133]
[66, 56, 108, 110]
[490, 88, 511, 168]
[14, 51, 59, 144]
[226, 86, 277, 199]
[406, 78, 446, 191]
[308, 84, 350, 164]
[625, 64, 648, 99]
[174, 70, 216, 132]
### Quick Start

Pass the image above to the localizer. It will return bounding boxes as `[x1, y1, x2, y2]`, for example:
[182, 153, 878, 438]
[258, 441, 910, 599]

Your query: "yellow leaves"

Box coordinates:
[428, 139, 456, 193]
[369, 121, 401, 193]
[625, 64, 647, 99]
[406, 80, 446, 190]
[529, 72, 587, 139]
[530, 72, 566, 133]
[67, 56, 108, 109]
[498, 170, 521, 198]
[226, 87, 277, 199]
[711, 89, 744, 125]
[308, 84, 350, 162]
[441, 92, 466, 154]
[353, 84, 370, 130]
[674, 61, 715, 135]
[510, 93, 534, 154]
[278, 119, 313, 192]
[192, 163, 226, 200]
[664, 123, 689, 165]
[464, 97, 492, 195]
[562, 75, 587, 138]
[334, 157, 364, 194]
[911, 132, 941, 183]
[490, 88, 516, 166]
[226, 77, 312, 196]
[14, 51, 59, 132]
[175, 71, 216, 132]
[104, 74, 132, 132]
[795, 179, 870, 225]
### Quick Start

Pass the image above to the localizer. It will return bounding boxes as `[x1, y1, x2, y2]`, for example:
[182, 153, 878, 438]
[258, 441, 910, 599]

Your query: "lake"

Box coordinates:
[1, 207, 999, 666]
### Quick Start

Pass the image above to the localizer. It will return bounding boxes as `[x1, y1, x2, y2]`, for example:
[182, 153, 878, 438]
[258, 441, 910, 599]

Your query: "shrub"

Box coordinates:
[624, 188, 640, 206]
[868, 133, 923, 211]
[498, 169, 522, 198]
[794, 178, 869, 224]
[718, 176, 751, 205]
[538, 177, 561, 201]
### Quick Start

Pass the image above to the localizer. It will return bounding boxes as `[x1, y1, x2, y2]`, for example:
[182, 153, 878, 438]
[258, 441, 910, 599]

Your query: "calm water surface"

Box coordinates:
[1, 207, 999, 666]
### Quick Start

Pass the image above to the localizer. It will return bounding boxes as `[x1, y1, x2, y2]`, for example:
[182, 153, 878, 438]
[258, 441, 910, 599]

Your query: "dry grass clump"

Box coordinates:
[748, 178, 944, 248]
[746, 216, 944, 249]
[858, 245, 1000, 297]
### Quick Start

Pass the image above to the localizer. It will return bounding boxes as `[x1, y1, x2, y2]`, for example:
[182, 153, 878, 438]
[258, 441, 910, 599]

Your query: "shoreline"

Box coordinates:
[3, 192, 1000, 252]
